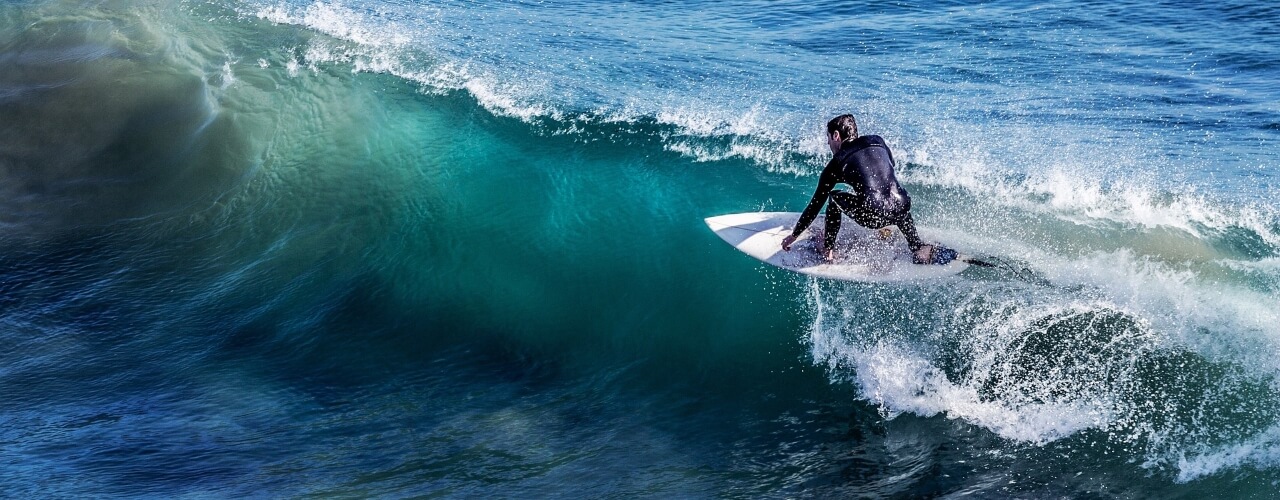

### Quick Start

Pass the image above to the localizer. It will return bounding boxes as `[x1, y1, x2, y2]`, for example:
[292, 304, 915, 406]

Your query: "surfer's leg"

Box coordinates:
[895, 212, 937, 263]
[824, 190, 860, 252]
[895, 212, 925, 252]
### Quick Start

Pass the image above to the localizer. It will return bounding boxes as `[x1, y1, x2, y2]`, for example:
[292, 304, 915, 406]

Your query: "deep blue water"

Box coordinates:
[2, 0, 1279, 496]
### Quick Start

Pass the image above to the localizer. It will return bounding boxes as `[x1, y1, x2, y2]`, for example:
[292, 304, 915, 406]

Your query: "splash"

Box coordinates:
[805, 244, 1280, 479]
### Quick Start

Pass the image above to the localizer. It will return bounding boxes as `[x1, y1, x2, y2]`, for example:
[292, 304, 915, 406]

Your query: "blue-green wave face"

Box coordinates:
[2, 0, 1279, 496]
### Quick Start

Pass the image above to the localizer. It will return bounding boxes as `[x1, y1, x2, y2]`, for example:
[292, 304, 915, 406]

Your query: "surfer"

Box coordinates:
[780, 114, 937, 264]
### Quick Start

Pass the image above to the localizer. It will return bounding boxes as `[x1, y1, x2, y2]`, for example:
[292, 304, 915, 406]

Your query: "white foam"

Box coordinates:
[218, 59, 236, 89]
[461, 74, 561, 122]
[257, 1, 410, 48]
[845, 341, 1110, 444]
[1040, 249, 1280, 371]
[663, 139, 803, 175]
[252, 1, 560, 121]
[1175, 423, 1280, 482]
[655, 104, 773, 138]
[806, 281, 1132, 445]
[1221, 257, 1280, 273]
[649, 103, 821, 172]
[901, 143, 1280, 249]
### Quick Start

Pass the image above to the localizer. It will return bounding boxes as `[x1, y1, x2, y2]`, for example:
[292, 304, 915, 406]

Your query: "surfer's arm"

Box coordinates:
[789, 163, 838, 239]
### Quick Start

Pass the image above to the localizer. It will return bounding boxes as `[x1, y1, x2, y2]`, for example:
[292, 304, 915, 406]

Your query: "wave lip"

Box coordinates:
[251, 1, 562, 122]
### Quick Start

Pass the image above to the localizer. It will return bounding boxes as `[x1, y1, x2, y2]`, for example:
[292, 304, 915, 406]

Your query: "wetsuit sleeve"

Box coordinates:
[790, 160, 839, 239]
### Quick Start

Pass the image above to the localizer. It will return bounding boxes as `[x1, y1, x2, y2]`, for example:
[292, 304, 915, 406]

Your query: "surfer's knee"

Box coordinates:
[825, 205, 844, 222]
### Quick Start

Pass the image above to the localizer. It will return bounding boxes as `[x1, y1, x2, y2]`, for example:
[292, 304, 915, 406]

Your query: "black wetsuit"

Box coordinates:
[790, 135, 925, 252]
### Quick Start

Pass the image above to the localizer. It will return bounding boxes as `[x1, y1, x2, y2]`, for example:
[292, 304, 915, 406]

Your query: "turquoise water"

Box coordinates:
[2, 0, 1279, 496]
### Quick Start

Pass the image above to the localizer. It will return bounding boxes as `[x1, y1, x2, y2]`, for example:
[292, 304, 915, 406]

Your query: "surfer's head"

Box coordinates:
[827, 114, 858, 153]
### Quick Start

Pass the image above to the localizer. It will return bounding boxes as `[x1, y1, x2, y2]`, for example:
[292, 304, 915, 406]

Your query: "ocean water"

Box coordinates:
[2, 0, 1278, 496]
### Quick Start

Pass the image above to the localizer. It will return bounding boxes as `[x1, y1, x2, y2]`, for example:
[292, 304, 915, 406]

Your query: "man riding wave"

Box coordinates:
[780, 114, 939, 264]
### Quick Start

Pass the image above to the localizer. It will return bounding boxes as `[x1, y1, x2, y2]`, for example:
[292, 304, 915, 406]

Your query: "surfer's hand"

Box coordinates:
[781, 234, 797, 251]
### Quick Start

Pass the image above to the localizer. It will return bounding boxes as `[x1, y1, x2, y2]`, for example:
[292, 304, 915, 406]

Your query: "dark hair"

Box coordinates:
[827, 114, 858, 140]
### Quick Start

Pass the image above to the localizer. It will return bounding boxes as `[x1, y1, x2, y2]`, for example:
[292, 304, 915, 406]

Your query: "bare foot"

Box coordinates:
[877, 227, 894, 240]
[912, 244, 935, 265]
[816, 243, 836, 263]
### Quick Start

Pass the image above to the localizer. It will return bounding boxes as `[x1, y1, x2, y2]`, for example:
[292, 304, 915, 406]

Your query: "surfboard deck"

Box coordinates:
[705, 212, 969, 282]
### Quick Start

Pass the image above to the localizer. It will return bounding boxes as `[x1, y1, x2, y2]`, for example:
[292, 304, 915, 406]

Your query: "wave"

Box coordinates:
[240, 0, 1280, 480]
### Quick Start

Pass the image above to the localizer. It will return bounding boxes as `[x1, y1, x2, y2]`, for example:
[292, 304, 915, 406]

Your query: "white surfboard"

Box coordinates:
[705, 212, 969, 282]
